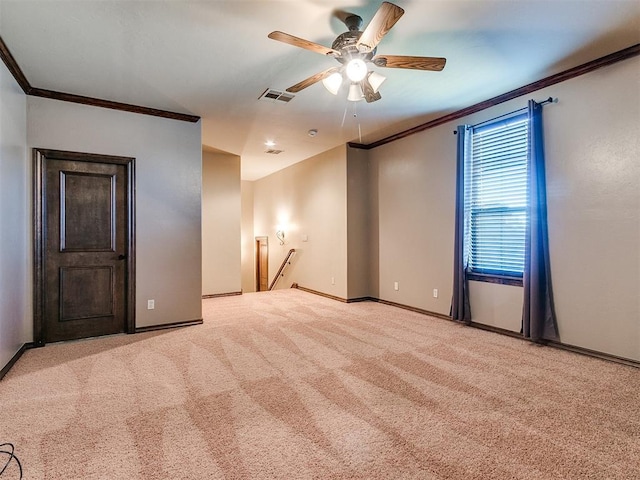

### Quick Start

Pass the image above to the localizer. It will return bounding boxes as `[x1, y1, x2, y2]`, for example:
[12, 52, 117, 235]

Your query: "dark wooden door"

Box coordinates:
[256, 237, 268, 291]
[35, 149, 135, 344]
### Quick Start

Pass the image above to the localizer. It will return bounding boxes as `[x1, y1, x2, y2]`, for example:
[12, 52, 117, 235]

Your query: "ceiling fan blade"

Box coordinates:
[286, 67, 341, 93]
[361, 78, 382, 103]
[333, 9, 357, 25]
[268, 31, 340, 57]
[356, 2, 404, 53]
[372, 55, 446, 71]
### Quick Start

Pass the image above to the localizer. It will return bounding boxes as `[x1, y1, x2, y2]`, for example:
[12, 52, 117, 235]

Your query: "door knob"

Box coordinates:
[118, 254, 127, 260]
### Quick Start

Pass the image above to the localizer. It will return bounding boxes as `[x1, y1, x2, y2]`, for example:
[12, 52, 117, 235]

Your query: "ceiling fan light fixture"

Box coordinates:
[268, 2, 446, 104]
[345, 58, 368, 82]
[347, 83, 364, 102]
[322, 72, 343, 95]
[368, 71, 386, 93]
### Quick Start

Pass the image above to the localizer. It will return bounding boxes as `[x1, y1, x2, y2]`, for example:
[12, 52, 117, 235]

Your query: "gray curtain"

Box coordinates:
[522, 100, 559, 341]
[451, 125, 471, 323]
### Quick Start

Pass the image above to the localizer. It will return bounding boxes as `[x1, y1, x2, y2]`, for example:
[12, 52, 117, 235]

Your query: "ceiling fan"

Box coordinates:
[268, 1, 446, 103]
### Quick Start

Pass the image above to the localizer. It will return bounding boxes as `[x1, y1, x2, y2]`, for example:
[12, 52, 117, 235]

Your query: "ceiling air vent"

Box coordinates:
[265, 149, 283, 155]
[259, 89, 295, 103]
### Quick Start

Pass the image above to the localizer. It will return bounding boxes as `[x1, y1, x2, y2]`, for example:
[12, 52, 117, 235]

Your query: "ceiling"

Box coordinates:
[1, 1, 638, 180]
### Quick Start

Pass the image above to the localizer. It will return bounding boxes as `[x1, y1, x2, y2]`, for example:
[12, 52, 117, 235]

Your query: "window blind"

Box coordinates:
[466, 112, 528, 276]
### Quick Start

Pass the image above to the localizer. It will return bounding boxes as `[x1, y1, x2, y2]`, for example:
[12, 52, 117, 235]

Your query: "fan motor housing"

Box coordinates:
[332, 31, 376, 63]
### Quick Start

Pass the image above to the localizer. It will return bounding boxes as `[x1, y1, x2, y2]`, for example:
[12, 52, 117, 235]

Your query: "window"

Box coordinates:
[465, 112, 528, 280]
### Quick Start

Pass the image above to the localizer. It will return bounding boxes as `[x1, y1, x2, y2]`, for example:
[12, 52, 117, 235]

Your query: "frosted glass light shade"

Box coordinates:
[345, 59, 367, 82]
[322, 72, 343, 95]
[347, 83, 364, 102]
[368, 71, 386, 93]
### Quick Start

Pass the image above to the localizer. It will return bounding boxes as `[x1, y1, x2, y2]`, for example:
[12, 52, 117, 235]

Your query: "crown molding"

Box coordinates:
[349, 43, 640, 150]
[0, 35, 200, 123]
[0, 35, 31, 93]
[28, 88, 200, 123]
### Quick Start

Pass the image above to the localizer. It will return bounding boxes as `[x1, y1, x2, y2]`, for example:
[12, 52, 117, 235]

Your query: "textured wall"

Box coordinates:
[541, 59, 639, 359]
[346, 147, 375, 299]
[370, 122, 458, 315]
[240, 181, 255, 293]
[253, 145, 348, 297]
[369, 56, 639, 360]
[202, 151, 241, 295]
[27, 97, 203, 328]
[0, 60, 29, 369]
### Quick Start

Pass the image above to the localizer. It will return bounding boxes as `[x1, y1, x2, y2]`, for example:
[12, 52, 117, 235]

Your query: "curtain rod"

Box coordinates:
[454, 97, 558, 133]
[538, 96, 558, 106]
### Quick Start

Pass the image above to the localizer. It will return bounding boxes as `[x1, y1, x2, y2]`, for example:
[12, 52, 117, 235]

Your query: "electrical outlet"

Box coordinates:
[147, 299, 155, 310]
[433, 288, 439, 298]
[394, 282, 399, 291]
[331, 277, 335, 285]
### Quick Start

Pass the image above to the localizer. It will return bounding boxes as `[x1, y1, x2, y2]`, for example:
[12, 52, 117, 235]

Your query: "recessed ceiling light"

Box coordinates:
[265, 140, 276, 147]
[308, 129, 318, 137]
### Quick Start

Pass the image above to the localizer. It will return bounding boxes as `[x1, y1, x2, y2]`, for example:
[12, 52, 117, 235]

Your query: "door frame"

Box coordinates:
[33, 148, 136, 346]
[255, 236, 268, 292]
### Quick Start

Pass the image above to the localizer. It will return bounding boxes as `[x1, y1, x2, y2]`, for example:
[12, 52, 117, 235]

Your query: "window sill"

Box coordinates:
[467, 272, 523, 287]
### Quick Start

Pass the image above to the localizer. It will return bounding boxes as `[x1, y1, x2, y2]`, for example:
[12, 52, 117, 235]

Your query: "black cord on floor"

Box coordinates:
[0, 443, 22, 479]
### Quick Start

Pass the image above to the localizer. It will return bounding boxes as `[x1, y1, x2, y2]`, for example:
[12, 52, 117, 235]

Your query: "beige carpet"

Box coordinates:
[0, 289, 638, 479]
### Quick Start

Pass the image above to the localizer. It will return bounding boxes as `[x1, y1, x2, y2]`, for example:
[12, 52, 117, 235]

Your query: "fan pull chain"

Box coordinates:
[340, 100, 362, 143]
[352, 101, 362, 143]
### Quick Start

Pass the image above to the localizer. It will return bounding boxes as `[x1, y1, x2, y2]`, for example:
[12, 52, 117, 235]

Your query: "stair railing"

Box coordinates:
[269, 249, 296, 291]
